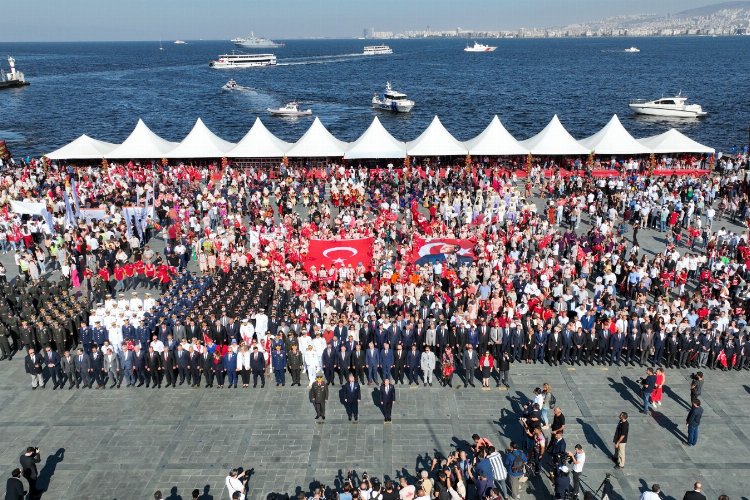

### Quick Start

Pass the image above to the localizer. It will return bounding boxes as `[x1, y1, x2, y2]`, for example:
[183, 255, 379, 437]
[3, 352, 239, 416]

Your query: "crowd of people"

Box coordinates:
[0, 151, 747, 499]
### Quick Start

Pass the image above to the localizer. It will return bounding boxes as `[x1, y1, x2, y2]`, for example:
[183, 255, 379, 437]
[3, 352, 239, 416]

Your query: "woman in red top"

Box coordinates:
[478, 350, 495, 388]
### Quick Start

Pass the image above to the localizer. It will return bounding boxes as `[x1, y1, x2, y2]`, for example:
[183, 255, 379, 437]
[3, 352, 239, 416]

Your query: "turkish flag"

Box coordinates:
[304, 237, 374, 273]
[410, 236, 476, 264]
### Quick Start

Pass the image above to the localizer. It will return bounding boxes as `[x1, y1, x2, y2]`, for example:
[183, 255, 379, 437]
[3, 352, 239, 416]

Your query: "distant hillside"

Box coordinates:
[676, 1, 750, 17]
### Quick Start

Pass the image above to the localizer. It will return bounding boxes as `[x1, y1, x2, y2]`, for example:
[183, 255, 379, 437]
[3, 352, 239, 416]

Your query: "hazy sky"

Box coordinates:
[3, 0, 716, 41]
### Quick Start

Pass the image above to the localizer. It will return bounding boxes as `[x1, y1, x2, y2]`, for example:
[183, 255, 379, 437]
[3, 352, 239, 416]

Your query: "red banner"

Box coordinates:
[410, 237, 477, 265]
[304, 237, 374, 272]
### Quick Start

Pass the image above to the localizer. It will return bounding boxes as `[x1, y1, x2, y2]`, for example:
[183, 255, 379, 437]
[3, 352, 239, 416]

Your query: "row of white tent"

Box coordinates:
[46, 114, 715, 161]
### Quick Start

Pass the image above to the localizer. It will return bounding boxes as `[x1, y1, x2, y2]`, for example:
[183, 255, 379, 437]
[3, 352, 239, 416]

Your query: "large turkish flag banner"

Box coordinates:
[304, 237, 374, 272]
[410, 236, 477, 265]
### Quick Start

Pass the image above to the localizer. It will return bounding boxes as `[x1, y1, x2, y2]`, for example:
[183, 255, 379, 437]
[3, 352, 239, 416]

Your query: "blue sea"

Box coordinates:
[1, 37, 749, 157]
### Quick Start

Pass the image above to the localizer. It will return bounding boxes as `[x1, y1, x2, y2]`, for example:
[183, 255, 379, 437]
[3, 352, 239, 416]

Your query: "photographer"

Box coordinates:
[547, 431, 567, 469]
[19, 446, 40, 498]
[553, 466, 571, 500]
[504, 442, 528, 500]
[568, 444, 585, 497]
[690, 371, 703, 401]
[225, 468, 248, 500]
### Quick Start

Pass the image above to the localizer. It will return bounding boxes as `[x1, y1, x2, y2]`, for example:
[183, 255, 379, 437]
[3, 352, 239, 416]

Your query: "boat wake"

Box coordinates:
[277, 53, 367, 66]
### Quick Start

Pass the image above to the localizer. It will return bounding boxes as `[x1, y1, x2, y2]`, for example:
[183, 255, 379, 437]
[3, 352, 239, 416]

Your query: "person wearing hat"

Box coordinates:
[287, 344, 303, 386]
[309, 372, 329, 420]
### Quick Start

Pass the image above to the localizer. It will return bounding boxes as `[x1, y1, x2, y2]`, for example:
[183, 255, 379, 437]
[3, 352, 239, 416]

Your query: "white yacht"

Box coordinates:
[624, 47, 640, 53]
[629, 94, 707, 118]
[372, 81, 414, 113]
[464, 41, 496, 52]
[174, 40, 187, 44]
[232, 33, 285, 48]
[363, 45, 393, 55]
[267, 102, 313, 117]
[210, 53, 277, 68]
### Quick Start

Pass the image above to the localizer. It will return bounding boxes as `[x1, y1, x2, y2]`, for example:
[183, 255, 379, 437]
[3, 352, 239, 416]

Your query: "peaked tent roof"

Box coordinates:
[285, 117, 349, 158]
[406, 116, 467, 156]
[107, 119, 178, 159]
[226, 118, 291, 158]
[520, 115, 589, 156]
[637, 128, 715, 154]
[166, 118, 236, 158]
[344, 117, 406, 159]
[46, 134, 118, 160]
[464, 115, 529, 156]
[579, 114, 652, 155]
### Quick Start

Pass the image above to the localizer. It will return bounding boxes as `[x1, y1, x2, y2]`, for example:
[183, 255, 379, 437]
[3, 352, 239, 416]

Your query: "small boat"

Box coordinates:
[222, 79, 240, 90]
[629, 94, 707, 118]
[174, 40, 187, 44]
[267, 102, 312, 116]
[0, 56, 29, 90]
[464, 41, 496, 52]
[363, 45, 393, 55]
[624, 47, 640, 53]
[372, 81, 415, 113]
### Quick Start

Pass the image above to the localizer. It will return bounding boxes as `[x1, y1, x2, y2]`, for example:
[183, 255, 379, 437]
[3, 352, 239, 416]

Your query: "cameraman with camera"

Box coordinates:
[568, 444, 585, 497]
[19, 446, 40, 499]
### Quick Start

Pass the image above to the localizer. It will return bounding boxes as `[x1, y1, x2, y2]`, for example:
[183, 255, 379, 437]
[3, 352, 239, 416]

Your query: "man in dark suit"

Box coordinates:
[462, 344, 479, 387]
[343, 373, 361, 422]
[161, 347, 176, 387]
[133, 345, 147, 387]
[406, 344, 421, 386]
[350, 343, 366, 384]
[321, 343, 336, 386]
[224, 348, 238, 388]
[187, 347, 201, 387]
[145, 345, 163, 388]
[175, 344, 190, 385]
[60, 350, 76, 390]
[119, 346, 135, 387]
[682, 482, 706, 500]
[4, 468, 26, 500]
[380, 378, 396, 423]
[365, 342, 379, 385]
[393, 345, 407, 384]
[336, 345, 351, 384]
[19, 447, 40, 498]
[201, 349, 214, 388]
[249, 346, 265, 388]
[379, 342, 394, 382]
[89, 345, 105, 389]
[73, 347, 90, 388]
[686, 399, 704, 446]
[42, 346, 61, 389]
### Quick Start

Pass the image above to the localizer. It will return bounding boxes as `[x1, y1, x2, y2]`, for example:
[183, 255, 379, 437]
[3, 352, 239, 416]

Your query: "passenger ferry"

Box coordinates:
[363, 45, 393, 55]
[209, 53, 277, 69]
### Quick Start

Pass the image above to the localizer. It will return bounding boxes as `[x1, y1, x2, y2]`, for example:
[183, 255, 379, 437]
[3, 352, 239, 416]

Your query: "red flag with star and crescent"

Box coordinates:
[304, 237, 374, 273]
[410, 236, 477, 264]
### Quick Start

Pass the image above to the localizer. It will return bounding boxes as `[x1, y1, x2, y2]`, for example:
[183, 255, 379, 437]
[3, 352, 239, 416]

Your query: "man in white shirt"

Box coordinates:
[569, 444, 585, 496]
[639, 484, 661, 500]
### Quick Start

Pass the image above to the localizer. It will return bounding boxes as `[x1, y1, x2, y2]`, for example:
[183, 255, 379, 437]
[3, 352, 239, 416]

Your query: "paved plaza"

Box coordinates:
[1, 356, 748, 499]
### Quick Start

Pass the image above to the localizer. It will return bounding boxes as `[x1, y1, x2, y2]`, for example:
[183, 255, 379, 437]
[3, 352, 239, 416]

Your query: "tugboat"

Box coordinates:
[372, 81, 415, 113]
[0, 56, 30, 90]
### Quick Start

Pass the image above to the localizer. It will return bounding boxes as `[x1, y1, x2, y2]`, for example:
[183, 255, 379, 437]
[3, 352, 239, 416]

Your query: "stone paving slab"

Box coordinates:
[1, 355, 748, 499]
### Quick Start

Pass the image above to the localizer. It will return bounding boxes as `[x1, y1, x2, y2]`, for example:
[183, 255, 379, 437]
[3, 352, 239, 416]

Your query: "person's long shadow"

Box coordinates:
[744, 385, 750, 396]
[663, 385, 690, 410]
[165, 486, 183, 500]
[451, 437, 472, 453]
[36, 448, 64, 496]
[198, 484, 214, 500]
[495, 408, 523, 443]
[607, 376, 641, 410]
[576, 418, 612, 459]
[370, 388, 384, 417]
[651, 411, 687, 443]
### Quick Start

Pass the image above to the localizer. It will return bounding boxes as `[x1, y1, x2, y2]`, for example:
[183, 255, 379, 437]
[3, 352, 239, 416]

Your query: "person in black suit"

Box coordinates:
[4, 468, 25, 500]
[336, 345, 351, 384]
[350, 343, 366, 384]
[133, 346, 147, 387]
[380, 378, 396, 423]
[393, 345, 407, 384]
[19, 447, 40, 499]
[343, 373, 361, 422]
[175, 345, 190, 385]
[161, 348, 176, 387]
[145, 346, 163, 388]
[682, 482, 706, 500]
[187, 347, 201, 387]
[42, 346, 61, 389]
[89, 346, 105, 389]
[73, 347, 91, 388]
[249, 346, 265, 388]
[201, 350, 214, 388]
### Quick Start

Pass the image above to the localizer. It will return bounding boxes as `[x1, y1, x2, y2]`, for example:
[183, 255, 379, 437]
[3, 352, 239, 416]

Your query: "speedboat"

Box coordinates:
[267, 102, 312, 116]
[629, 94, 707, 118]
[222, 79, 240, 90]
[464, 41, 496, 52]
[624, 47, 640, 53]
[372, 81, 415, 113]
[174, 40, 187, 44]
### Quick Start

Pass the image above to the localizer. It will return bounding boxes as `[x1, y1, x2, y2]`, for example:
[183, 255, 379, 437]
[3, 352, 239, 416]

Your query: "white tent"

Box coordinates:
[464, 115, 529, 156]
[406, 116, 467, 156]
[521, 115, 590, 156]
[107, 119, 178, 159]
[166, 118, 236, 158]
[285, 117, 349, 158]
[46, 135, 118, 160]
[637, 128, 715, 154]
[579, 115, 652, 156]
[344, 117, 406, 159]
[226, 118, 291, 158]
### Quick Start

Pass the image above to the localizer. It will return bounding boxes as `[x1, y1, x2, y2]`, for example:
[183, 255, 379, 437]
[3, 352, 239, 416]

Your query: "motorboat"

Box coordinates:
[222, 79, 242, 90]
[372, 81, 415, 113]
[363, 45, 393, 55]
[174, 40, 187, 44]
[210, 53, 277, 68]
[267, 102, 313, 117]
[629, 94, 707, 118]
[232, 33, 285, 48]
[0, 56, 29, 90]
[464, 41, 496, 52]
[624, 47, 640, 53]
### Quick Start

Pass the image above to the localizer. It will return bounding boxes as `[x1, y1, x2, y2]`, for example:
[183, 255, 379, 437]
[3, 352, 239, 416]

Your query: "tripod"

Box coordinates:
[593, 472, 614, 499]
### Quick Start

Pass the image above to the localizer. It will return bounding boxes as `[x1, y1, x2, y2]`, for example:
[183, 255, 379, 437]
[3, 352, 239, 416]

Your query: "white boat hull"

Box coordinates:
[211, 61, 276, 68]
[372, 101, 414, 113]
[464, 47, 496, 52]
[629, 104, 706, 118]
[267, 108, 312, 116]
